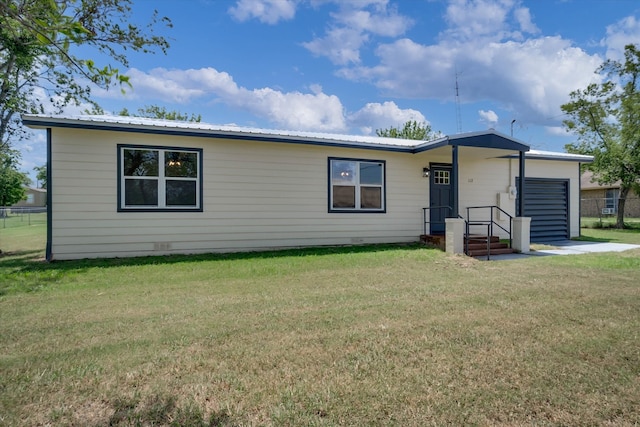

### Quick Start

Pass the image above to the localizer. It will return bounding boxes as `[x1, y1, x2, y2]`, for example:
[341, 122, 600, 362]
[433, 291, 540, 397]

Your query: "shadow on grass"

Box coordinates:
[1, 243, 431, 295]
[577, 224, 640, 245]
[572, 235, 614, 243]
[91, 393, 233, 427]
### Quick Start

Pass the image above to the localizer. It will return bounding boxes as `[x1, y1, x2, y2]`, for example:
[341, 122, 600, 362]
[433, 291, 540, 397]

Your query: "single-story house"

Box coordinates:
[580, 170, 640, 217]
[11, 187, 47, 208]
[23, 114, 593, 261]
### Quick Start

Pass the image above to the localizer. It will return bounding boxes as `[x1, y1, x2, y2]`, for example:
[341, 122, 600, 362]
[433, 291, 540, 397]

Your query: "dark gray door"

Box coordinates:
[429, 165, 453, 234]
[517, 178, 569, 242]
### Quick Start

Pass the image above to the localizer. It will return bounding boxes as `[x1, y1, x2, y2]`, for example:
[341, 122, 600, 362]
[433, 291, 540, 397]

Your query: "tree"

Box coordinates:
[118, 105, 202, 122]
[0, 0, 172, 153]
[376, 120, 437, 140]
[0, 150, 29, 207]
[562, 44, 640, 228]
[34, 164, 46, 189]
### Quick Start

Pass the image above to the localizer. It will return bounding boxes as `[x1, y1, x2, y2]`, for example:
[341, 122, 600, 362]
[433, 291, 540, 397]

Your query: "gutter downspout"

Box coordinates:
[46, 128, 52, 262]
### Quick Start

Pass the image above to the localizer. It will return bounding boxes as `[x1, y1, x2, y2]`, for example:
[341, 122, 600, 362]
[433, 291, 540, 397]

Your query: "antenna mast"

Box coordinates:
[455, 69, 462, 133]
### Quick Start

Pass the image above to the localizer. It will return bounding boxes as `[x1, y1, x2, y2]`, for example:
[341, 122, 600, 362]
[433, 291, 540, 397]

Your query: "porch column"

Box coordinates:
[512, 217, 531, 253]
[445, 217, 465, 254]
[452, 145, 459, 218]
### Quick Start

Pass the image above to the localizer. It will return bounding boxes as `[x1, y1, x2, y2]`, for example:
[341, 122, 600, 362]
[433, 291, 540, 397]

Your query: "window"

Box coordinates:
[118, 145, 202, 211]
[605, 188, 619, 211]
[26, 194, 34, 204]
[329, 158, 385, 212]
[433, 169, 450, 185]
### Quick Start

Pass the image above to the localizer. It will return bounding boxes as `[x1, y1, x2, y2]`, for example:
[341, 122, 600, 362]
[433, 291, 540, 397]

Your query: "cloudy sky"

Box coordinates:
[17, 0, 640, 180]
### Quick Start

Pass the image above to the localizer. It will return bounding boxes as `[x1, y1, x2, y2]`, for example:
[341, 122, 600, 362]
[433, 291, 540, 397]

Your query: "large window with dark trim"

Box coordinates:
[329, 158, 385, 212]
[118, 145, 202, 211]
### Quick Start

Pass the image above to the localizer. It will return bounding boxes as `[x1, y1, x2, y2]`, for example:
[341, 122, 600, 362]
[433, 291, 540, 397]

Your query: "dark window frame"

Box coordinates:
[328, 157, 386, 213]
[117, 144, 203, 212]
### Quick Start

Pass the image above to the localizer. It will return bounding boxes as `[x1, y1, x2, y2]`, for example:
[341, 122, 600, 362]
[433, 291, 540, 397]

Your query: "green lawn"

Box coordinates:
[578, 219, 640, 245]
[1, 221, 639, 425]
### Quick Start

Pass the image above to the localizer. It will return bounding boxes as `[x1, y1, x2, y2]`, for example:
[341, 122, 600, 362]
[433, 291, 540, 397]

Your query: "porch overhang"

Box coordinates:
[414, 130, 530, 218]
[413, 130, 530, 154]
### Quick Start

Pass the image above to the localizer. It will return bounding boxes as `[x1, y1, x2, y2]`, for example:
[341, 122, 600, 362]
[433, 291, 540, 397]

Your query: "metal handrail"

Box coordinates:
[422, 205, 453, 235]
[423, 205, 511, 259]
[465, 205, 513, 253]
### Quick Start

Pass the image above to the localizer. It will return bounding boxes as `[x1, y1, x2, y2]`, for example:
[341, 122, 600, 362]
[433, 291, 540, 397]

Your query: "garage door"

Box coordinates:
[517, 178, 569, 242]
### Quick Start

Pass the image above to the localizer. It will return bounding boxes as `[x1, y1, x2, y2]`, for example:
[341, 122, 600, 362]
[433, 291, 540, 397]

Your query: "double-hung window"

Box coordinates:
[329, 158, 385, 212]
[118, 145, 202, 211]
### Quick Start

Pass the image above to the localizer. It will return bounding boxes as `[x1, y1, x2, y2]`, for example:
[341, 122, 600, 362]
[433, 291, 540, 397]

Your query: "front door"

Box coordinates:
[429, 164, 453, 234]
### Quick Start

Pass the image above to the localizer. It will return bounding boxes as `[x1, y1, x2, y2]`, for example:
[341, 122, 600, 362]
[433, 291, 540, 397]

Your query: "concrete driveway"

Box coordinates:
[487, 240, 640, 260]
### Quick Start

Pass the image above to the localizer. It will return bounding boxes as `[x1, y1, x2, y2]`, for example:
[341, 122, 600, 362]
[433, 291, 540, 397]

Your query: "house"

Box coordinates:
[11, 187, 47, 208]
[23, 114, 592, 261]
[580, 170, 640, 217]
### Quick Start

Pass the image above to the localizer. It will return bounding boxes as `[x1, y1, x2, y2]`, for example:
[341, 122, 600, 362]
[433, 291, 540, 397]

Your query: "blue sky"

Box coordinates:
[17, 0, 640, 181]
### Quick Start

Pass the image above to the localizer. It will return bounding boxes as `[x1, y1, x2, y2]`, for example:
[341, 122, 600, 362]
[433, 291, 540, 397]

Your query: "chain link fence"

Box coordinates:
[580, 196, 640, 228]
[0, 206, 47, 228]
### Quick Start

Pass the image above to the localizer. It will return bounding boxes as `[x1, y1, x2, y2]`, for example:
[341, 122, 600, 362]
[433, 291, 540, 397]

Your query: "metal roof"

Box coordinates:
[22, 114, 592, 161]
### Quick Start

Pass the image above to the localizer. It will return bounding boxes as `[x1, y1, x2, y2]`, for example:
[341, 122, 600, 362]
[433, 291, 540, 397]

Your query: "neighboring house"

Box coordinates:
[23, 114, 592, 261]
[11, 187, 47, 208]
[581, 170, 640, 217]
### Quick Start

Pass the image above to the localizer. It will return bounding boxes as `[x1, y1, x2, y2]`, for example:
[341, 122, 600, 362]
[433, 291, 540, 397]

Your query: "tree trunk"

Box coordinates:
[616, 186, 631, 229]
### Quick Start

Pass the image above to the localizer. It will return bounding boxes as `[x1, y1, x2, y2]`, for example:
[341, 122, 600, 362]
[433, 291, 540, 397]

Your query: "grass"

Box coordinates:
[1, 220, 639, 425]
[577, 219, 640, 245]
[0, 212, 46, 255]
[581, 216, 640, 230]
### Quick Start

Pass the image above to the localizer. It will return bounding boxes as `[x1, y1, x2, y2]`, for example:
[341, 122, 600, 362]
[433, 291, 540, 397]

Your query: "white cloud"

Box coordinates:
[601, 15, 640, 61]
[545, 126, 570, 137]
[122, 67, 346, 131]
[302, 27, 369, 65]
[228, 0, 297, 24]
[302, 0, 412, 64]
[478, 109, 499, 126]
[16, 131, 47, 174]
[513, 6, 539, 35]
[242, 87, 347, 131]
[103, 67, 427, 134]
[444, 0, 514, 41]
[347, 101, 427, 134]
[332, 5, 412, 37]
[339, 1, 604, 126]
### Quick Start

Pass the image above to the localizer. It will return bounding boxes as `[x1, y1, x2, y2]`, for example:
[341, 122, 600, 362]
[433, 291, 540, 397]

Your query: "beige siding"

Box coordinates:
[49, 128, 584, 259]
[458, 152, 582, 239]
[458, 155, 514, 239]
[50, 128, 427, 259]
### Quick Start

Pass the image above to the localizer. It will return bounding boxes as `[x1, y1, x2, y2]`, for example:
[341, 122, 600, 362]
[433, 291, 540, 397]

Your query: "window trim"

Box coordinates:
[328, 157, 386, 213]
[117, 144, 203, 212]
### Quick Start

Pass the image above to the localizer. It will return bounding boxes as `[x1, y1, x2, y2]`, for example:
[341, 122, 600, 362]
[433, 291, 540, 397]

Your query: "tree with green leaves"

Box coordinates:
[0, 0, 172, 153]
[0, 150, 29, 207]
[562, 44, 640, 228]
[376, 120, 436, 140]
[118, 105, 202, 122]
[33, 164, 46, 189]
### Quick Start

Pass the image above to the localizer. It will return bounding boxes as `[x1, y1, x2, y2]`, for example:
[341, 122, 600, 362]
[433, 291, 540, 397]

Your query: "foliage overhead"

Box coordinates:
[562, 44, 640, 228]
[33, 164, 46, 189]
[0, 0, 172, 152]
[118, 105, 202, 122]
[376, 120, 437, 141]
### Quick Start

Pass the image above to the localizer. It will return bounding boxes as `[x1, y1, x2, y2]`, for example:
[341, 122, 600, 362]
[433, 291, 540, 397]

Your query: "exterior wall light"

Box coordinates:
[422, 167, 430, 178]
